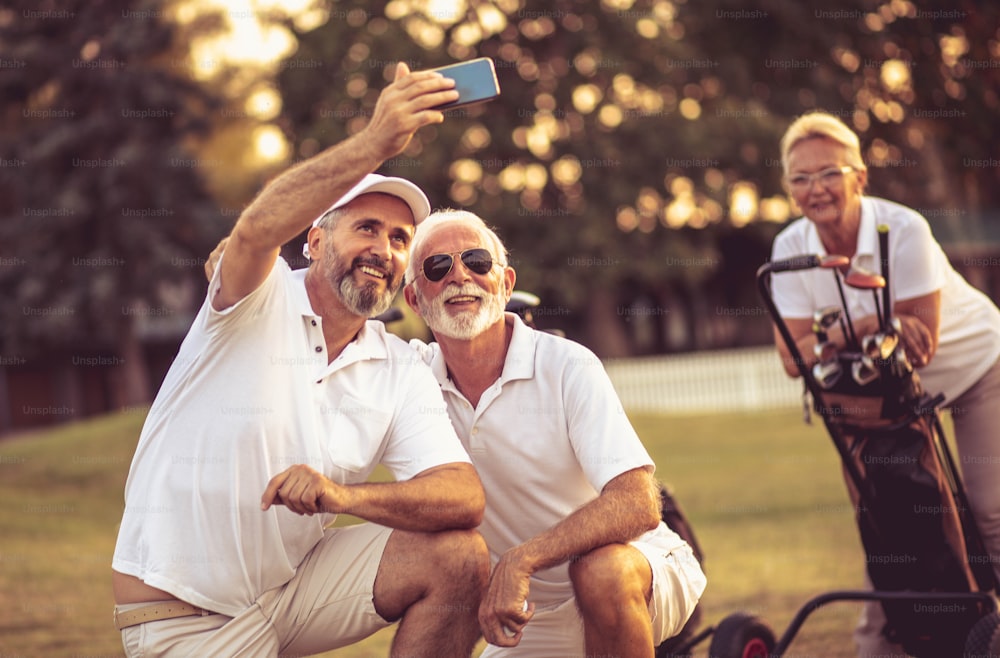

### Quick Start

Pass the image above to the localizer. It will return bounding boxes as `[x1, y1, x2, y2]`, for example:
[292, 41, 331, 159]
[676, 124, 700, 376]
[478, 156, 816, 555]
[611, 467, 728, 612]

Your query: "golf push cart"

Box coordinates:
[729, 223, 1000, 657]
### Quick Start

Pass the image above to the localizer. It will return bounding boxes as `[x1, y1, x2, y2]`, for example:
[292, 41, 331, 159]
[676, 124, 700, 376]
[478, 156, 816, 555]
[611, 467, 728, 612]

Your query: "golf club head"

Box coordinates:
[862, 333, 900, 361]
[813, 306, 842, 331]
[845, 266, 886, 290]
[878, 333, 899, 360]
[862, 334, 879, 360]
[819, 254, 850, 269]
[852, 355, 880, 386]
[813, 340, 838, 363]
[813, 360, 842, 389]
[811, 320, 829, 344]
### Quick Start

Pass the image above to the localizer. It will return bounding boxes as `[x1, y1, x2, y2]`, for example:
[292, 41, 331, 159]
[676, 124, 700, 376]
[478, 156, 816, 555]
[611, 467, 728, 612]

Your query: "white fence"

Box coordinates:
[604, 346, 803, 414]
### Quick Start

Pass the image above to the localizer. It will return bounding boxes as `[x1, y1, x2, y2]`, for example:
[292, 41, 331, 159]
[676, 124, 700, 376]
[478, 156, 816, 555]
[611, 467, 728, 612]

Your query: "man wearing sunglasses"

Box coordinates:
[403, 210, 706, 657]
[111, 64, 490, 657]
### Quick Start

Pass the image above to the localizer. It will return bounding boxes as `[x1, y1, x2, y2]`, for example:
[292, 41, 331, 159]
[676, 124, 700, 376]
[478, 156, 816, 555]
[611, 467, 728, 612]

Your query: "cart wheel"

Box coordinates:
[965, 611, 1000, 657]
[708, 612, 776, 658]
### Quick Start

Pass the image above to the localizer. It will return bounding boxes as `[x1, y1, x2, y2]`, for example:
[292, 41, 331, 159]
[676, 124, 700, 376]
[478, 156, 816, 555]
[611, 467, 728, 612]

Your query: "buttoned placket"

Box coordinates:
[454, 379, 506, 453]
[306, 316, 327, 384]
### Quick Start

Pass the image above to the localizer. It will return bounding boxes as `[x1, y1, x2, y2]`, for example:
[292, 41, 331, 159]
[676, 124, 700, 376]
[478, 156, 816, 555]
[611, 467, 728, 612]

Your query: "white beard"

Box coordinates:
[416, 282, 505, 340]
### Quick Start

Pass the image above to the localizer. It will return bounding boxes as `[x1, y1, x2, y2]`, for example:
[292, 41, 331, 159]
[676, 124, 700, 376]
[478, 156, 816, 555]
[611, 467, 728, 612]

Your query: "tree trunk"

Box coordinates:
[585, 286, 632, 358]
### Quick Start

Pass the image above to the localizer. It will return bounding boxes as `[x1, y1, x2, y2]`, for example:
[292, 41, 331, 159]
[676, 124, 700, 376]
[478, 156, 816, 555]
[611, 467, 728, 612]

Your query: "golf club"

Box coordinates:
[814, 339, 838, 363]
[814, 360, 842, 389]
[845, 265, 888, 333]
[878, 224, 892, 331]
[816, 255, 862, 351]
[814, 306, 842, 335]
[862, 332, 900, 362]
[852, 354, 880, 386]
[812, 306, 842, 364]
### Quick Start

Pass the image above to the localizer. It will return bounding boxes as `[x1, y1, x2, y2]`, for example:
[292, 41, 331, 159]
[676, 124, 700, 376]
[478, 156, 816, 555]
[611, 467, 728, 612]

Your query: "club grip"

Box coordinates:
[878, 224, 891, 329]
[767, 254, 821, 273]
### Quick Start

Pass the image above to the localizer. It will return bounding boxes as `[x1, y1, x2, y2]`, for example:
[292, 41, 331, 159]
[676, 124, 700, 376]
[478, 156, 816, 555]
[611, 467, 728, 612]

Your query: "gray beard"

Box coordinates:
[416, 283, 505, 340]
[338, 276, 394, 318]
[325, 246, 397, 318]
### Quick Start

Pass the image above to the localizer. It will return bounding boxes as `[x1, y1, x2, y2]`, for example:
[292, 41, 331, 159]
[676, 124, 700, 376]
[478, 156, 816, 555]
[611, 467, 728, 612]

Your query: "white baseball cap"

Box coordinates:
[303, 173, 431, 258]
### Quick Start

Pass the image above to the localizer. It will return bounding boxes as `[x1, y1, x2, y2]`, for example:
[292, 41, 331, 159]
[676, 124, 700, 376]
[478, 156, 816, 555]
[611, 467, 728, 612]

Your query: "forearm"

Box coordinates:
[213, 64, 456, 309]
[235, 132, 381, 251]
[506, 468, 661, 575]
[336, 463, 485, 532]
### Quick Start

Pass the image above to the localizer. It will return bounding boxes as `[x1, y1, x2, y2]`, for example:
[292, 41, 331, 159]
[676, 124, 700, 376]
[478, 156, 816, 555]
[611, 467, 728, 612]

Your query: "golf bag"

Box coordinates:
[820, 356, 994, 654]
[757, 245, 997, 657]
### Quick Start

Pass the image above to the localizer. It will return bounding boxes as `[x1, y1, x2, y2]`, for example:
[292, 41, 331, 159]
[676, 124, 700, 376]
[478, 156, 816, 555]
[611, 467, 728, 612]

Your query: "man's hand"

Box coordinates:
[478, 548, 536, 646]
[213, 62, 457, 311]
[260, 464, 350, 516]
[361, 62, 458, 163]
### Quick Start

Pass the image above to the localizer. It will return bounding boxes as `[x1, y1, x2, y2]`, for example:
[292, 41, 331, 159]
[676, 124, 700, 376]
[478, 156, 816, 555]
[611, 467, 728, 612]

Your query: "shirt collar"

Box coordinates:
[853, 197, 878, 271]
[289, 267, 316, 318]
[291, 266, 388, 363]
[501, 313, 536, 383]
[428, 312, 536, 391]
[802, 196, 877, 268]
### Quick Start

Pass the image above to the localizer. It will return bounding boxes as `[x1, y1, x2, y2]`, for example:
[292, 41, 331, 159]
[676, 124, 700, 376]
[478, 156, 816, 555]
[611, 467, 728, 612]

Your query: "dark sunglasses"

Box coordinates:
[421, 248, 495, 282]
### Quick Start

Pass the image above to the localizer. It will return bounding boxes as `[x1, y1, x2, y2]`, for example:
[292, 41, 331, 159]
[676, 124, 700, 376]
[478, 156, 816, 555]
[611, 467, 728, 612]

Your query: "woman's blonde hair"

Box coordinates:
[779, 111, 866, 176]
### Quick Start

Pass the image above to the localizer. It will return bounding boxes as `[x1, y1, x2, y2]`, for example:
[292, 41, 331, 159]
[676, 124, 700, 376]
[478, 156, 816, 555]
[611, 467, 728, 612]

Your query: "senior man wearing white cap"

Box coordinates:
[111, 63, 489, 657]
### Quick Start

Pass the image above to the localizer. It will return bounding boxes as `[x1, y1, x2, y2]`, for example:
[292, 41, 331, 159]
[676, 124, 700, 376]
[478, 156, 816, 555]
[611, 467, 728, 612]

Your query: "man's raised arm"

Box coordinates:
[212, 63, 457, 310]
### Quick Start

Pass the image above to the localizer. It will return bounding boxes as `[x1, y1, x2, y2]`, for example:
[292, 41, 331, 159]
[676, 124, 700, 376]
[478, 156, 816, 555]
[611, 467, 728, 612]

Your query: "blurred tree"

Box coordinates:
[302, 0, 996, 352]
[0, 0, 232, 410]
[271, 0, 997, 356]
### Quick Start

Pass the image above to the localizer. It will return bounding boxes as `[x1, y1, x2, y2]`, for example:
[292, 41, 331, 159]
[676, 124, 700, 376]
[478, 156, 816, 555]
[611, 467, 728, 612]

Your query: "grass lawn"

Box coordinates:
[0, 405, 936, 657]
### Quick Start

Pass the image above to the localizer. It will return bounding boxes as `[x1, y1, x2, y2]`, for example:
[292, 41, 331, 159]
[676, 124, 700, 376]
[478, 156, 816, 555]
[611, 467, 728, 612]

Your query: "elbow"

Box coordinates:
[231, 212, 280, 254]
[783, 361, 802, 379]
[462, 486, 486, 529]
[461, 508, 485, 530]
[635, 481, 662, 534]
[778, 349, 803, 378]
[774, 345, 801, 379]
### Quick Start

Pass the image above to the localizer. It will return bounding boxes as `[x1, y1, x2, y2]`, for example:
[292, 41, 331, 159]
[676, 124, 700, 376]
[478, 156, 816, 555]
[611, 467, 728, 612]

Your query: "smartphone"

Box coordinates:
[428, 57, 501, 110]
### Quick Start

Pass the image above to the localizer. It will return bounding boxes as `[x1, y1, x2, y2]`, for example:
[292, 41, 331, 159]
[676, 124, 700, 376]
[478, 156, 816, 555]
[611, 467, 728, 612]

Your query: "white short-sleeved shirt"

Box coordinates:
[113, 258, 470, 617]
[771, 196, 1000, 403]
[412, 314, 687, 605]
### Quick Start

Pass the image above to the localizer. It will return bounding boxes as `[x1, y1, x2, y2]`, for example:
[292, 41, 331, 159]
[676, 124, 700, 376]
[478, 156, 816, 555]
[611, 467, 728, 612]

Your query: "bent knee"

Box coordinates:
[399, 528, 489, 577]
[569, 544, 651, 604]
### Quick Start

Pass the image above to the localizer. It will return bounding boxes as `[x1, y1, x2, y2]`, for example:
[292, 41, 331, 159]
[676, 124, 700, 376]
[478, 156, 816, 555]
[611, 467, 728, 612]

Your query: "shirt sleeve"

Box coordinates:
[770, 222, 816, 319]
[889, 213, 946, 302]
[561, 343, 654, 492]
[203, 255, 287, 333]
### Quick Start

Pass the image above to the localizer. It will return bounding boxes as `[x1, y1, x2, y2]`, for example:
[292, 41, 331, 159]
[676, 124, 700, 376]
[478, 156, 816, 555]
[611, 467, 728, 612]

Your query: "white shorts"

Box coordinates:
[118, 523, 394, 657]
[480, 541, 706, 657]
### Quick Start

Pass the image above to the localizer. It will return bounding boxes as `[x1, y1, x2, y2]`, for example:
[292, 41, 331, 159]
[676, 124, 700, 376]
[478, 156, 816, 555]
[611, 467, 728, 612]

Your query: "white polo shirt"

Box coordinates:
[412, 314, 687, 605]
[771, 196, 1000, 403]
[113, 258, 470, 617]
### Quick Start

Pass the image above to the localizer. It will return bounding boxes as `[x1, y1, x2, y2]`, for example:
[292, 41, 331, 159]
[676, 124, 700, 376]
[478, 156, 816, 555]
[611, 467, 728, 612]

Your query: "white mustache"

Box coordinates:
[441, 283, 488, 300]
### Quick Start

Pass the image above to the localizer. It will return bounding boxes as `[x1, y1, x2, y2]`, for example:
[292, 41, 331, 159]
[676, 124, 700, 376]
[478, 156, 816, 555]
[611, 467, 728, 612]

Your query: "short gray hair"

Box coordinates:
[405, 209, 509, 284]
[313, 206, 349, 231]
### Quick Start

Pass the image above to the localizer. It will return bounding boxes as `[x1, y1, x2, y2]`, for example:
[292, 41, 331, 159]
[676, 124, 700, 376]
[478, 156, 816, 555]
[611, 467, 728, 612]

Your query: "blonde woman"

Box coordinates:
[769, 111, 1000, 657]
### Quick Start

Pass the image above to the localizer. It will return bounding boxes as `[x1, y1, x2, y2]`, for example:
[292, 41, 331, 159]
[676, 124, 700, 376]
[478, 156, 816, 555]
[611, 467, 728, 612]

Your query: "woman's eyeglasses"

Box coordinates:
[421, 248, 496, 282]
[787, 165, 854, 191]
